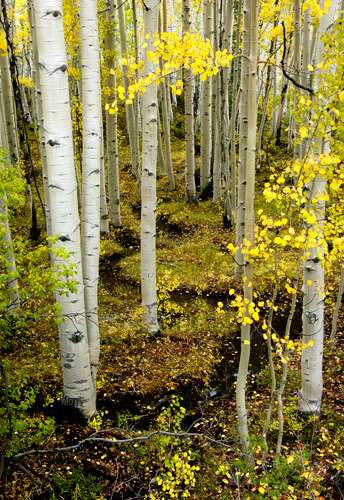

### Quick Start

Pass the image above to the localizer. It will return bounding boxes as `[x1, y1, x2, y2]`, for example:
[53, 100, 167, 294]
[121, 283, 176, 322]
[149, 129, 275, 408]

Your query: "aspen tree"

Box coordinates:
[212, 0, 222, 204]
[236, 0, 258, 455]
[0, 55, 19, 166]
[222, 0, 234, 224]
[182, 0, 196, 201]
[104, 2, 122, 227]
[117, 0, 140, 180]
[0, 98, 20, 316]
[229, 0, 242, 226]
[99, 127, 109, 235]
[33, 0, 95, 417]
[80, 0, 102, 390]
[234, 0, 249, 282]
[160, 0, 175, 190]
[293, 0, 302, 161]
[200, 0, 213, 193]
[299, 0, 342, 416]
[141, 0, 160, 335]
[27, 0, 51, 237]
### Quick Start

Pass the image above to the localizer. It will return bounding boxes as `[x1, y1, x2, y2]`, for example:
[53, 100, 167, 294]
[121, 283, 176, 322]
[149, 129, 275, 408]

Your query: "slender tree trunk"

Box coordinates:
[160, 0, 175, 190]
[229, 0, 242, 227]
[200, 0, 213, 194]
[104, 3, 122, 227]
[27, 0, 51, 237]
[299, 0, 342, 415]
[236, 0, 258, 456]
[234, 0, 249, 282]
[212, 0, 222, 204]
[0, 109, 20, 316]
[33, 0, 96, 417]
[117, 0, 140, 180]
[141, 0, 159, 335]
[182, 0, 196, 200]
[80, 0, 102, 391]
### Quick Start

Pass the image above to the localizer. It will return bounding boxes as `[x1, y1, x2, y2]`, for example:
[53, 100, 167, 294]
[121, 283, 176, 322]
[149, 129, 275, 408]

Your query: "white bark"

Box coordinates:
[141, 0, 159, 334]
[160, 0, 175, 190]
[80, 0, 102, 390]
[117, 0, 140, 180]
[299, 174, 326, 415]
[99, 125, 109, 235]
[182, 0, 196, 200]
[236, 0, 258, 455]
[235, 0, 249, 282]
[0, 103, 20, 316]
[212, 0, 222, 204]
[0, 54, 19, 166]
[200, 0, 213, 193]
[27, 0, 51, 237]
[33, 0, 95, 417]
[299, 0, 342, 415]
[104, 3, 122, 227]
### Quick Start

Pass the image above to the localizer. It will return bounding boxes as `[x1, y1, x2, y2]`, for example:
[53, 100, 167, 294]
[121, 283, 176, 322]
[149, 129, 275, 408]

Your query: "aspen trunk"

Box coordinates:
[141, 0, 160, 335]
[182, 0, 196, 200]
[200, 0, 213, 193]
[117, 0, 140, 180]
[80, 0, 102, 391]
[236, 0, 258, 455]
[105, 4, 122, 227]
[33, 0, 95, 417]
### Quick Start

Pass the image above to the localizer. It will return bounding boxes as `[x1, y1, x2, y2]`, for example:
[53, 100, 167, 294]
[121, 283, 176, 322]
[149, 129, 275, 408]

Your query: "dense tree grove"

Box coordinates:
[1, 0, 344, 498]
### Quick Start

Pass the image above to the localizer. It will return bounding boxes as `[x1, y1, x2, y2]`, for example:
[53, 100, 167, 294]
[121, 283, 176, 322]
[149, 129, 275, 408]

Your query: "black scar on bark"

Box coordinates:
[58, 394, 94, 425]
[59, 234, 71, 242]
[47, 139, 60, 147]
[69, 331, 83, 344]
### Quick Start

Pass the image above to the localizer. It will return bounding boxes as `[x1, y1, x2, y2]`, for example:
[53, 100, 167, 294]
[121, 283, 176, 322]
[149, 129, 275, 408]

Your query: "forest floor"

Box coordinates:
[1, 127, 344, 499]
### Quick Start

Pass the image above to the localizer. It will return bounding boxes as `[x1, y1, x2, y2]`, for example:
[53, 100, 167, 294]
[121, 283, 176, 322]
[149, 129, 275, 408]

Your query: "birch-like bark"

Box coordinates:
[236, 0, 258, 456]
[33, 0, 95, 417]
[0, 107, 20, 316]
[99, 125, 109, 235]
[299, 173, 325, 415]
[160, 0, 175, 190]
[293, 0, 302, 161]
[117, 0, 140, 180]
[222, 0, 234, 223]
[234, 0, 249, 282]
[212, 0, 222, 204]
[141, 0, 159, 335]
[229, 0, 242, 227]
[104, 3, 122, 227]
[27, 0, 51, 237]
[200, 0, 213, 193]
[182, 0, 196, 200]
[80, 0, 102, 391]
[299, 0, 342, 415]
[0, 55, 19, 166]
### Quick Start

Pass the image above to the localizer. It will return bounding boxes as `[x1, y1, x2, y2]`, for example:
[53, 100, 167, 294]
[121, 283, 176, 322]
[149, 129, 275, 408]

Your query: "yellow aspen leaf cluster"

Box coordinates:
[105, 31, 233, 113]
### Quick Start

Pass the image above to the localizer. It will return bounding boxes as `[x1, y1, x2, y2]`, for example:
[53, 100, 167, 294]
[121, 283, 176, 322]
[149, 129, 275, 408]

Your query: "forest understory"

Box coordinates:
[1, 122, 344, 500]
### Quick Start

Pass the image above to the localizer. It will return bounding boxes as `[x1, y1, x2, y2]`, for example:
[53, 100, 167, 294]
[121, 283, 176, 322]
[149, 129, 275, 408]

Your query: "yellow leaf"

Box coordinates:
[258, 487, 265, 494]
[287, 455, 294, 464]
[308, 64, 314, 71]
[299, 126, 308, 139]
